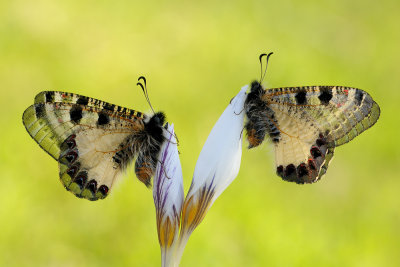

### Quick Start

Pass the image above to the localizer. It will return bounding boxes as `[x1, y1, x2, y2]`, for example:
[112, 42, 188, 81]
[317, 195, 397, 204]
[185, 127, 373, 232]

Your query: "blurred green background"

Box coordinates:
[1, 0, 399, 266]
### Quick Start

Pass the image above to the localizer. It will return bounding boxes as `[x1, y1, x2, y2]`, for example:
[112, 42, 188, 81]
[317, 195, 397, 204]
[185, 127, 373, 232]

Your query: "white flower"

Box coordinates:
[152, 86, 248, 266]
[153, 123, 184, 267]
[176, 85, 248, 264]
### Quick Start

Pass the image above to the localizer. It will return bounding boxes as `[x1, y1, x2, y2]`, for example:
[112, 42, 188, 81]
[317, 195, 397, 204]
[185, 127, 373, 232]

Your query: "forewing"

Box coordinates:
[23, 93, 145, 200]
[265, 86, 380, 146]
[264, 86, 379, 183]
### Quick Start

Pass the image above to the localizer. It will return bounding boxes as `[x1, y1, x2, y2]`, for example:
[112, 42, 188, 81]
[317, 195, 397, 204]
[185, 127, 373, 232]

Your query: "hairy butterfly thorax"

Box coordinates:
[244, 53, 380, 184]
[22, 77, 169, 201]
[245, 81, 281, 148]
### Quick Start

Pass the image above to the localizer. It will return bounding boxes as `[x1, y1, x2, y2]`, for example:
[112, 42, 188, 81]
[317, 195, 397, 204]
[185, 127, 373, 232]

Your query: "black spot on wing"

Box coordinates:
[103, 103, 115, 111]
[35, 103, 45, 118]
[282, 164, 298, 183]
[355, 89, 364, 106]
[45, 92, 54, 102]
[67, 164, 79, 178]
[308, 159, 316, 170]
[297, 163, 308, 177]
[86, 180, 97, 194]
[97, 112, 109, 126]
[66, 135, 76, 149]
[74, 171, 88, 189]
[295, 90, 307, 105]
[285, 164, 296, 177]
[310, 146, 322, 159]
[99, 185, 109, 195]
[277, 165, 284, 176]
[65, 151, 78, 163]
[77, 97, 89, 106]
[316, 134, 326, 147]
[318, 87, 333, 105]
[70, 105, 83, 123]
[60, 134, 77, 151]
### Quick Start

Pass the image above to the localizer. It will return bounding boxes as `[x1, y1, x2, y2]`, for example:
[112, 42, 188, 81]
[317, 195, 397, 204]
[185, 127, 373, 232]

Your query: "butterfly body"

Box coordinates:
[23, 91, 166, 200]
[245, 81, 380, 184]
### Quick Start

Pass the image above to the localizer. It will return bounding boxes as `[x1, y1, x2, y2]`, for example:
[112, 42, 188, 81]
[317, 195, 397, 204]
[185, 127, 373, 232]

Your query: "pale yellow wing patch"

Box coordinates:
[58, 128, 134, 200]
[272, 109, 334, 183]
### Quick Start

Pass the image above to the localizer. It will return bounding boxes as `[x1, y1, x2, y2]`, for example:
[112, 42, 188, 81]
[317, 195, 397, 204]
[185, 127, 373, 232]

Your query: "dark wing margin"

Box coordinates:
[34, 91, 147, 120]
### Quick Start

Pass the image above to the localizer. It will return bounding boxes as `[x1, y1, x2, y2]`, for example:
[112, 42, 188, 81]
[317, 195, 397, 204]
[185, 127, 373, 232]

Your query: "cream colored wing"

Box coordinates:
[265, 85, 379, 183]
[57, 126, 137, 200]
[273, 109, 334, 183]
[23, 93, 145, 200]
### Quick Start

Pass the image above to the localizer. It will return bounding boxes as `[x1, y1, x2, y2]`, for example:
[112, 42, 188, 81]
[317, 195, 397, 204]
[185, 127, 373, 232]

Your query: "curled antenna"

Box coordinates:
[137, 76, 155, 114]
[259, 52, 274, 84]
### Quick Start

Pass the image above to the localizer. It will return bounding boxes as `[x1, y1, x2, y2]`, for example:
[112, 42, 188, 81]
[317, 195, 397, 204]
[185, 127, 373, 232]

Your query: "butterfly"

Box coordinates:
[244, 53, 380, 184]
[22, 77, 168, 200]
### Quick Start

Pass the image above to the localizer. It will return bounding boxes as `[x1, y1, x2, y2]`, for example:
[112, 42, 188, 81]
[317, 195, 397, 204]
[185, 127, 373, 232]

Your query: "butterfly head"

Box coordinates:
[148, 111, 165, 126]
[250, 81, 264, 94]
[145, 112, 166, 141]
[246, 81, 265, 106]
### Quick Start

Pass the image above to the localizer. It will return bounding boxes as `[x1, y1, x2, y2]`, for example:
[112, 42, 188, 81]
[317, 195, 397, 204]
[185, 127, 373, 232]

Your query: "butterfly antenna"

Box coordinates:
[259, 52, 274, 84]
[137, 76, 155, 114]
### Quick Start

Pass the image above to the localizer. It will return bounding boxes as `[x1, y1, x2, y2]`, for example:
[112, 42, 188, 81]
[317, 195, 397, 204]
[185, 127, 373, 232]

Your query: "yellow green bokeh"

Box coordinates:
[1, 0, 399, 266]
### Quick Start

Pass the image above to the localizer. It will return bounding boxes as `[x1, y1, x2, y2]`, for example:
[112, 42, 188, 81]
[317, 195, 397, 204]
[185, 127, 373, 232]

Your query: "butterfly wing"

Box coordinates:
[33, 91, 145, 117]
[23, 91, 146, 200]
[264, 86, 380, 183]
[270, 108, 335, 183]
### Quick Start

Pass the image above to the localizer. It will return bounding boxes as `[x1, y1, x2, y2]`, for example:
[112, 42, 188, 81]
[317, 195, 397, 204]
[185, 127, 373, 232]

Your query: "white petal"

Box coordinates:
[188, 85, 247, 201]
[153, 123, 184, 266]
[175, 86, 248, 265]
